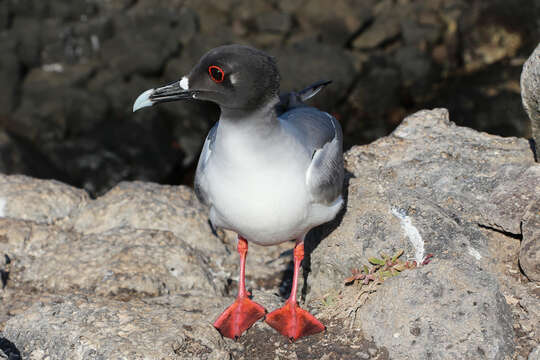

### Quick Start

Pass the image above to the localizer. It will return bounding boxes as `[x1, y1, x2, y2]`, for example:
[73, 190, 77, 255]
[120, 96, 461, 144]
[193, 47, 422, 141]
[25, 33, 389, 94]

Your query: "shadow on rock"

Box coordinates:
[0, 337, 21, 360]
[301, 169, 354, 300]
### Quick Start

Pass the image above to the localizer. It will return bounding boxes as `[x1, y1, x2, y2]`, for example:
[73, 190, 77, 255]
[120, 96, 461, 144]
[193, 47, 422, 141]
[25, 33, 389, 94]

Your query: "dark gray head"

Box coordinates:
[133, 44, 280, 113]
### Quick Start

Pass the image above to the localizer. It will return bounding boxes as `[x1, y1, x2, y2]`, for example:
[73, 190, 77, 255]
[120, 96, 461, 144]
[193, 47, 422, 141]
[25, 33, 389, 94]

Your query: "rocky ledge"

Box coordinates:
[0, 109, 538, 360]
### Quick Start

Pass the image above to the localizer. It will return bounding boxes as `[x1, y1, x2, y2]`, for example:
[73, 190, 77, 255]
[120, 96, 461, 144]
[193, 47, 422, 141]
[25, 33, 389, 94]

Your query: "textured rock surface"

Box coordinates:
[0, 175, 89, 223]
[0, 109, 539, 359]
[306, 108, 536, 299]
[521, 42, 540, 160]
[3, 295, 231, 360]
[357, 260, 514, 360]
[65, 181, 227, 255]
[520, 200, 540, 281]
[0, 219, 222, 297]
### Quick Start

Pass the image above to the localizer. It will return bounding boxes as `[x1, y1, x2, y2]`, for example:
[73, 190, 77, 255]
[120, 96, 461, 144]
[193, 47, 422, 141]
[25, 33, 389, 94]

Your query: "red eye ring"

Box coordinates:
[208, 65, 225, 83]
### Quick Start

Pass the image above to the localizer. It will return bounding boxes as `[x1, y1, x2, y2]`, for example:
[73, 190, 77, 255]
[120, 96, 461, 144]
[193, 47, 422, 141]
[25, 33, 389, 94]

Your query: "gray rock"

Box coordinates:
[393, 46, 436, 98]
[352, 15, 401, 49]
[296, 0, 373, 45]
[0, 218, 223, 297]
[520, 199, 540, 281]
[256, 11, 291, 34]
[479, 165, 540, 235]
[0, 174, 89, 224]
[476, 162, 540, 281]
[306, 109, 534, 299]
[65, 181, 227, 256]
[357, 260, 515, 360]
[530, 344, 540, 360]
[521, 42, 540, 161]
[3, 294, 232, 360]
[1, 107, 539, 358]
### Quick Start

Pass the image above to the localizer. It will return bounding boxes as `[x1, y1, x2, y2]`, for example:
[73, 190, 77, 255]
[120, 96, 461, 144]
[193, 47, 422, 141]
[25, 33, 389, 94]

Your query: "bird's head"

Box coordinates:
[133, 44, 280, 113]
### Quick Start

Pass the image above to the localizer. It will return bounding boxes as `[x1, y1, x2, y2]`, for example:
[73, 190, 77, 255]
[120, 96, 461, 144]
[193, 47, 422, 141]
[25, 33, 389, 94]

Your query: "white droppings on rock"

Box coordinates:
[468, 247, 482, 260]
[0, 197, 5, 217]
[391, 207, 425, 263]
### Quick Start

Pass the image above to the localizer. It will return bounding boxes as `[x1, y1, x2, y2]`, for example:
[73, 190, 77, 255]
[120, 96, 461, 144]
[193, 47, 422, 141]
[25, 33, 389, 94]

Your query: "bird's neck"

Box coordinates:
[217, 97, 280, 139]
[215, 97, 283, 158]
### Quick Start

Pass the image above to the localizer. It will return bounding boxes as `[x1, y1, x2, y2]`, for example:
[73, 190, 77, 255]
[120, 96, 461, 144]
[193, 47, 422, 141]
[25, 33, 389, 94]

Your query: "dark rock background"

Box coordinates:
[0, 0, 539, 196]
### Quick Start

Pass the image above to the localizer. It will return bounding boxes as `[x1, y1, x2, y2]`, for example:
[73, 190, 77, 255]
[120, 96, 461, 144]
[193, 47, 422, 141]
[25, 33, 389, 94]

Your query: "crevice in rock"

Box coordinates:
[345, 17, 375, 49]
[528, 138, 538, 162]
[0, 337, 21, 360]
[517, 260, 530, 281]
[477, 223, 523, 240]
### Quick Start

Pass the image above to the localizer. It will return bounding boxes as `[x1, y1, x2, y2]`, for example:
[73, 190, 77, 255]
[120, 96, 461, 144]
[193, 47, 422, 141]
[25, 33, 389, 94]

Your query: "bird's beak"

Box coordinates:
[133, 76, 196, 112]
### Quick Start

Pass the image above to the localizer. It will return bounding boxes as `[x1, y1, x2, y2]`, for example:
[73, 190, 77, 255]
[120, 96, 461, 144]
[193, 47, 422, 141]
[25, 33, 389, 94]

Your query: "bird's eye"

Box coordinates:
[208, 65, 225, 83]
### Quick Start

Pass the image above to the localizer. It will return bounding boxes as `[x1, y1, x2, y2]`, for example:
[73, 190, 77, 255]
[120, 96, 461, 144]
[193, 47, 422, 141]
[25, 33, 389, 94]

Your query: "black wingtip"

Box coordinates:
[298, 80, 333, 102]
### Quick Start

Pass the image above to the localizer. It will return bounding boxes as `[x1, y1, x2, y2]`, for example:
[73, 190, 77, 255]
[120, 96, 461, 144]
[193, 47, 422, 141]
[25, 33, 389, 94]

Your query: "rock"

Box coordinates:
[356, 260, 515, 359]
[0, 218, 222, 297]
[0, 130, 68, 183]
[530, 345, 540, 360]
[401, 18, 442, 46]
[476, 161, 540, 282]
[256, 11, 291, 34]
[10, 63, 106, 142]
[520, 199, 540, 281]
[479, 165, 540, 235]
[296, 0, 373, 45]
[352, 15, 401, 49]
[65, 181, 227, 256]
[272, 44, 355, 111]
[461, 5, 523, 72]
[3, 294, 232, 359]
[521, 42, 540, 161]
[392, 46, 436, 98]
[1, 0, 539, 199]
[350, 64, 400, 115]
[0, 45, 20, 116]
[0, 174, 89, 224]
[0, 107, 539, 358]
[11, 17, 42, 68]
[306, 109, 535, 300]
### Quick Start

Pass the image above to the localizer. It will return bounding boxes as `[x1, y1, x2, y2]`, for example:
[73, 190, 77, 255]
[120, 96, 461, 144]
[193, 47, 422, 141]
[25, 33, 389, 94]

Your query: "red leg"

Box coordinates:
[213, 236, 266, 339]
[265, 242, 325, 341]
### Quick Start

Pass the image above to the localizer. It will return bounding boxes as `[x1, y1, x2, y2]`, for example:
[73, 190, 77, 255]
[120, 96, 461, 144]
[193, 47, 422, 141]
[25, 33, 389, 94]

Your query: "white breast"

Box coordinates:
[202, 113, 320, 245]
[208, 141, 312, 244]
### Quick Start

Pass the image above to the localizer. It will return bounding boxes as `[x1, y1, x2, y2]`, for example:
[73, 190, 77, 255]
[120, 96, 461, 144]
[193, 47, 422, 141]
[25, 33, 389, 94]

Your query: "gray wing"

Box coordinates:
[194, 123, 217, 207]
[280, 107, 344, 204]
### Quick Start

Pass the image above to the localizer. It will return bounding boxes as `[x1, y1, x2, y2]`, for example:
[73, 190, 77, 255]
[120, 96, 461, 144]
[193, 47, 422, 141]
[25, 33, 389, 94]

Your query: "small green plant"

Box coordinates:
[344, 250, 433, 285]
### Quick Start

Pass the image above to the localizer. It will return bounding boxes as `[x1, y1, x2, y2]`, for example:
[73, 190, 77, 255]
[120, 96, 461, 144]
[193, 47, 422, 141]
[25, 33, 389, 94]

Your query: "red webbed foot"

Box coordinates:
[266, 300, 325, 341]
[214, 296, 266, 340]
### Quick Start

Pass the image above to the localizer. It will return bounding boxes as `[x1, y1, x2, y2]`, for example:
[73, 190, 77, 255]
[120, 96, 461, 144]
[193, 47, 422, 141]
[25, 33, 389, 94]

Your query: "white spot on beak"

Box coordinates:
[133, 88, 155, 112]
[230, 73, 238, 85]
[180, 76, 189, 90]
